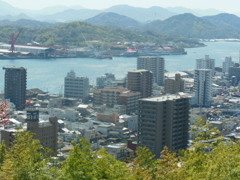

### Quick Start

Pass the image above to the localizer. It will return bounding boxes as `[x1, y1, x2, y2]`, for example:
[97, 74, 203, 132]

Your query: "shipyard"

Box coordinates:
[0, 41, 188, 59]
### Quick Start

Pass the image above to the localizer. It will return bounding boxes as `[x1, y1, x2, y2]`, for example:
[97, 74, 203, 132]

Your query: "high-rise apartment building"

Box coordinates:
[64, 70, 89, 101]
[223, 57, 234, 74]
[196, 55, 215, 75]
[127, 69, 153, 98]
[138, 93, 190, 157]
[137, 56, 165, 86]
[193, 69, 212, 107]
[164, 73, 184, 94]
[3, 66, 27, 110]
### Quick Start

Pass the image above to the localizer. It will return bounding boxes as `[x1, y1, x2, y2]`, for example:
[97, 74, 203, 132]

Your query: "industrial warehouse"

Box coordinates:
[0, 43, 55, 58]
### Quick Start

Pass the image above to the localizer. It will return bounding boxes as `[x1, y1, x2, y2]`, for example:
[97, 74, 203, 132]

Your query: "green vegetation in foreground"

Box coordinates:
[0, 21, 202, 47]
[0, 119, 240, 180]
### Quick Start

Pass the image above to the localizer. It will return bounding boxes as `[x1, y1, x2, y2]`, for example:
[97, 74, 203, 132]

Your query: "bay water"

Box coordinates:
[0, 41, 240, 94]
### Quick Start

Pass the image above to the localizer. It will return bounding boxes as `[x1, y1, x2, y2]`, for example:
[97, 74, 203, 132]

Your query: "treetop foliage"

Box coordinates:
[0, 117, 239, 179]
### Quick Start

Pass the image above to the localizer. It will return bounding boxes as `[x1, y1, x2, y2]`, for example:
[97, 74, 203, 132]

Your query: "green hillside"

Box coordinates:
[0, 21, 200, 47]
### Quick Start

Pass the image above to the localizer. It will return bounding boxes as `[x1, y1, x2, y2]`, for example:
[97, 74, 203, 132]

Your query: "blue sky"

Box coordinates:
[3, 0, 240, 13]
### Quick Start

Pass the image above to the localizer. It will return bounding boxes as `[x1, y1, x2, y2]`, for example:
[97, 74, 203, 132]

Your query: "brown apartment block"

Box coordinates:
[1, 110, 58, 154]
[127, 69, 153, 98]
[119, 91, 141, 114]
[138, 93, 190, 157]
[93, 88, 128, 107]
[164, 73, 184, 94]
[93, 88, 141, 114]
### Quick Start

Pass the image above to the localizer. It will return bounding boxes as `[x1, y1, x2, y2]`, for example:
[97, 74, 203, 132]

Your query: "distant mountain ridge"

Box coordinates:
[166, 7, 224, 17]
[0, 1, 230, 22]
[1, 1, 240, 39]
[104, 5, 177, 22]
[86, 12, 142, 29]
[36, 9, 101, 22]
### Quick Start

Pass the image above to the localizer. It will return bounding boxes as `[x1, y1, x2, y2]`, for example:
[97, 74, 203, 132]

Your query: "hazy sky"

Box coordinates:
[3, 0, 240, 13]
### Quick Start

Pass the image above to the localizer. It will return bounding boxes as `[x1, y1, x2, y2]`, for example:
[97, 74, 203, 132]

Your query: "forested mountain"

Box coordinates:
[0, 20, 202, 47]
[145, 13, 240, 38]
[0, 19, 57, 28]
[203, 13, 240, 29]
[2, 12, 240, 44]
[0, 21, 160, 46]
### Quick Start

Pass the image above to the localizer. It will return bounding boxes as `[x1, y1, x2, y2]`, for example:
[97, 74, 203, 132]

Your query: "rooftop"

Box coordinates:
[102, 88, 128, 92]
[3, 66, 26, 70]
[128, 69, 149, 73]
[0, 43, 51, 50]
[119, 91, 141, 97]
[140, 92, 191, 102]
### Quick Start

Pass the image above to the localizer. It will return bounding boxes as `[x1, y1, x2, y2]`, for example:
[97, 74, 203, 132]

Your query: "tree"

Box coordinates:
[0, 142, 6, 170]
[132, 146, 158, 180]
[61, 138, 132, 180]
[190, 117, 222, 150]
[179, 141, 240, 179]
[0, 131, 57, 179]
[0, 101, 9, 125]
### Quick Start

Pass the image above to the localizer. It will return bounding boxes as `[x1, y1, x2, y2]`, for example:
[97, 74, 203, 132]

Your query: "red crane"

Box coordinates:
[9, 29, 22, 53]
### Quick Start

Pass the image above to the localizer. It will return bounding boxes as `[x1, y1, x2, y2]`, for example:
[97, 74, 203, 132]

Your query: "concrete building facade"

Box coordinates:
[138, 93, 190, 157]
[137, 56, 165, 86]
[193, 69, 212, 107]
[3, 66, 26, 110]
[96, 73, 116, 89]
[127, 69, 153, 98]
[223, 56, 234, 74]
[64, 70, 89, 101]
[119, 91, 141, 114]
[228, 67, 240, 80]
[196, 55, 215, 75]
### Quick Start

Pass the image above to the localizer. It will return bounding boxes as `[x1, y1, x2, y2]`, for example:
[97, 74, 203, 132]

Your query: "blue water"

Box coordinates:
[0, 41, 240, 94]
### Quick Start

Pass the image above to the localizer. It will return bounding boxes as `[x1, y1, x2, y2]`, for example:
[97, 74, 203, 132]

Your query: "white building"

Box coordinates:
[223, 56, 234, 74]
[137, 56, 165, 86]
[196, 55, 215, 75]
[96, 73, 115, 89]
[0, 43, 53, 56]
[193, 69, 212, 107]
[64, 70, 89, 101]
[49, 108, 80, 121]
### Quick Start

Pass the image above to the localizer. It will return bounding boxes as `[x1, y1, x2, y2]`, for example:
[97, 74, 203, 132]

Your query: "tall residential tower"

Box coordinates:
[196, 55, 215, 75]
[3, 66, 27, 110]
[127, 69, 153, 98]
[193, 69, 212, 107]
[138, 93, 190, 157]
[137, 56, 165, 86]
[64, 70, 89, 101]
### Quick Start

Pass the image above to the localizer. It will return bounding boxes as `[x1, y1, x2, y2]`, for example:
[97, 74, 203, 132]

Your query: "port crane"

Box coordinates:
[9, 29, 22, 54]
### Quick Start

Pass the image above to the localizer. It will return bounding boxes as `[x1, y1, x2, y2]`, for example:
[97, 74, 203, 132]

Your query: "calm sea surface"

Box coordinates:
[0, 41, 240, 94]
